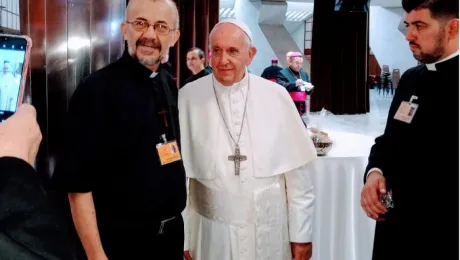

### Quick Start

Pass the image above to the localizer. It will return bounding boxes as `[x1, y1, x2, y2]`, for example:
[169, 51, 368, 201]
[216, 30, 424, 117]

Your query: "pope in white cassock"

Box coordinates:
[179, 19, 317, 260]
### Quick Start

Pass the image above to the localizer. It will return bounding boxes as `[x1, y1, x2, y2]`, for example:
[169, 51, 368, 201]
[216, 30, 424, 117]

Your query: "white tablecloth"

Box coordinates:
[308, 131, 377, 260]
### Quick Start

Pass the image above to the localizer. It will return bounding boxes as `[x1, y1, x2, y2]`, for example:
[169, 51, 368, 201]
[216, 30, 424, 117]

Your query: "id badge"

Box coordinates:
[394, 101, 418, 124]
[157, 141, 181, 165]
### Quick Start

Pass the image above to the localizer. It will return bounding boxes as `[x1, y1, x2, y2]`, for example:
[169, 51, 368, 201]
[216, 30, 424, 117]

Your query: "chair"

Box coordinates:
[289, 91, 308, 115]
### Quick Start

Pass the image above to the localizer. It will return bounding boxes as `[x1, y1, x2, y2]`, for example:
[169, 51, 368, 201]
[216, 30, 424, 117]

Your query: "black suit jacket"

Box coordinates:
[276, 67, 313, 95]
[0, 157, 77, 259]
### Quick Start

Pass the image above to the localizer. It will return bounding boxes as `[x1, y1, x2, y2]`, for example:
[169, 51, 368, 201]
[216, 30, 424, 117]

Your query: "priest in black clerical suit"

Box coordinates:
[184, 47, 212, 86]
[361, 1, 459, 259]
[261, 57, 282, 81]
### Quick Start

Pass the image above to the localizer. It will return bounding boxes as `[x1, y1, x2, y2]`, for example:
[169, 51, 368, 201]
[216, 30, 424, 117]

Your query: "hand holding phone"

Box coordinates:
[0, 104, 41, 166]
[0, 34, 32, 122]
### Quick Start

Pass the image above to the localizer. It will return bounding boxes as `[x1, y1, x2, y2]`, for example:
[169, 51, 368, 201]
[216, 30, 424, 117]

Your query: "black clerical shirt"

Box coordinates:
[184, 67, 212, 86]
[51, 51, 186, 230]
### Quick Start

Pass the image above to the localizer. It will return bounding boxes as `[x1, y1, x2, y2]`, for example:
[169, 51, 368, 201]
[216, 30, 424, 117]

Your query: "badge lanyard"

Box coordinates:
[394, 95, 419, 124]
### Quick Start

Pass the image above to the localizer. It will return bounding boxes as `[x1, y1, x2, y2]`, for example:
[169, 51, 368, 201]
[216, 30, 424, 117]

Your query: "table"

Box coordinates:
[308, 131, 377, 260]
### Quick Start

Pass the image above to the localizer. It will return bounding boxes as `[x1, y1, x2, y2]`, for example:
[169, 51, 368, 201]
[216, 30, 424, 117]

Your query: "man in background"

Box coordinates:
[184, 47, 212, 85]
[361, 0, 458, 259]
[261, 57, 282, 82]
[277, 52, 314, 115]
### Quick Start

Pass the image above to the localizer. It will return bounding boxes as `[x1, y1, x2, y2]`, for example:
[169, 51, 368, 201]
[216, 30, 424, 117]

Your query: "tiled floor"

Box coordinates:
[304, 89, 394, 138]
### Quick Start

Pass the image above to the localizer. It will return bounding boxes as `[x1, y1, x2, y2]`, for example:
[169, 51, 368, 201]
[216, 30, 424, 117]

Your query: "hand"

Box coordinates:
[0, 104, 42, 166]
[295, 79, 303, 87]
[361, 171, 387, 220]
[291, 242, 312, 260]
[184, 250, 192, 260]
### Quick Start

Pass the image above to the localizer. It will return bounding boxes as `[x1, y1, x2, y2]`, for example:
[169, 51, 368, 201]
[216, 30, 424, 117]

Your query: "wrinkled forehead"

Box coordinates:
[126, 0, 176, 27]
[210, 23, 248, 48]
[291, 56, 303, 62]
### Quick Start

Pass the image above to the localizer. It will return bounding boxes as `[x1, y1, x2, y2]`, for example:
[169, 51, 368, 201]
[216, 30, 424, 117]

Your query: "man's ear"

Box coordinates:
[171, 30, 180, 46]
[447, 18, 459, 40]
[247, 46, 257, 66]
[121, 22, 128, 40]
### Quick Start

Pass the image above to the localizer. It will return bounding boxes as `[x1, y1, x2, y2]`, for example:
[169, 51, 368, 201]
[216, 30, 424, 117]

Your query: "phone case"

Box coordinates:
[0, 34, 32, 110]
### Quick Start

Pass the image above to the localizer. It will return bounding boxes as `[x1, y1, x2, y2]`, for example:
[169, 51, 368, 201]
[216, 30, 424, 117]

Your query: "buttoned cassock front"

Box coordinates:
[179, 72, 317, 260]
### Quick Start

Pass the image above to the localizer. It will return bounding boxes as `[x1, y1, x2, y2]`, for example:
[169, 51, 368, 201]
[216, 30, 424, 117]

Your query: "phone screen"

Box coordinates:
[0, 36, 28, 122]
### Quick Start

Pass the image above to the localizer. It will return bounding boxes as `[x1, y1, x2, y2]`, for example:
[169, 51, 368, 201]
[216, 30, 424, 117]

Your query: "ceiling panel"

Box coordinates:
[220, 0, 235, 9]
[285, 0, 401, 7]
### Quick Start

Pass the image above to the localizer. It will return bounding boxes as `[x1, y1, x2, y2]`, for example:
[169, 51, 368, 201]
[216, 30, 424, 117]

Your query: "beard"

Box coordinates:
[128, 37, 163, 66]
[410, 29, 446, 64]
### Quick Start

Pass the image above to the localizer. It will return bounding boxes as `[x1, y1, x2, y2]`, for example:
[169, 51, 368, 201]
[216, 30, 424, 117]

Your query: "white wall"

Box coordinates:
[291, 23, 305, 51]
[234, 0, 276, 75]
[369, 6, 417, 74]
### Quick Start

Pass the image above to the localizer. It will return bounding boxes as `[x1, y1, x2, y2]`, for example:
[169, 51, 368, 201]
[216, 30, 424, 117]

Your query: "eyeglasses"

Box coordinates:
[126, 20, 175, 36]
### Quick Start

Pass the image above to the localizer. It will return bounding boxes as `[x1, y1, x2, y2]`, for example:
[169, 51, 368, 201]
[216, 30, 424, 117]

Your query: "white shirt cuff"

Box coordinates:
[367, 168, 383, 179]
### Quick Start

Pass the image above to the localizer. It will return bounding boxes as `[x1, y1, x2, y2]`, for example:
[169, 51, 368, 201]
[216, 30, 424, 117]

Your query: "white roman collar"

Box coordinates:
[213, 70, 249, 95]
[426, 51, 459, 71]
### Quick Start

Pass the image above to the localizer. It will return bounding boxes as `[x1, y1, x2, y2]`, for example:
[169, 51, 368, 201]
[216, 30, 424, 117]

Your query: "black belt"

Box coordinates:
[102, 214, 179, 234]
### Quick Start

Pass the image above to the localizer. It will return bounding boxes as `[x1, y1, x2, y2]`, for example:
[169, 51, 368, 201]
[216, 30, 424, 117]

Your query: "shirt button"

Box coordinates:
[241, 236, 246, 241]
[240, 249, 246, 254]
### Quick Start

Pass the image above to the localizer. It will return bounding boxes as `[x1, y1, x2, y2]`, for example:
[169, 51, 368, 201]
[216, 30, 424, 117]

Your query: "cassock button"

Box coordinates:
[240, 225, 245, 228]
[240, 249, 246, 254]
[241, 236, 246, 241]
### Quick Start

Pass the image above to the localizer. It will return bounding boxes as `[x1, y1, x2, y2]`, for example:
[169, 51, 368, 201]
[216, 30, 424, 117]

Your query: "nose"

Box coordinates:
[405, 27, 416, 42]
[143, 24, 157, 38]
[219, 52, 230, 65]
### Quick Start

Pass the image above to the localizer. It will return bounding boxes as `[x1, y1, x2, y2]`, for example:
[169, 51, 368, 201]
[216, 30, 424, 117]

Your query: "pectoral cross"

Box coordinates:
[228, 145, 247, 176]
[158, 109, 168, 127]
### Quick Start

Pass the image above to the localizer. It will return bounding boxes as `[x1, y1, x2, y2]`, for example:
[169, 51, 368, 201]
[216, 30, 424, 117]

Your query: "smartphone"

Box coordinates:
[0, 34, 32, 122]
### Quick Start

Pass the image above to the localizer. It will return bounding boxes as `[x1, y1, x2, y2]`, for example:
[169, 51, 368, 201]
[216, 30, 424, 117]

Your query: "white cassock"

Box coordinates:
[179, 72, 317, 260]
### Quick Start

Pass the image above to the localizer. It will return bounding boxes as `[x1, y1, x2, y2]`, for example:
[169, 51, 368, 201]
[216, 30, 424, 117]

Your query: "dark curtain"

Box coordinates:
[310, 0, 370, 114]
[170, 0, 219, 88]
[20, 0, 126, 177]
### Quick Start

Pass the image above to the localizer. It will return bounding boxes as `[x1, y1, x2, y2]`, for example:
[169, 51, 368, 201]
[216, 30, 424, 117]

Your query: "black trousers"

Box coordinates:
[101, 215, 184, 260]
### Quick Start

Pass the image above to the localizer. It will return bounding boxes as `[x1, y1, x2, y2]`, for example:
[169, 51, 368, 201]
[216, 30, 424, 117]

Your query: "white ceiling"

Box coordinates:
[219, 0, 401, 9]
[285, 0, 402, 7]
